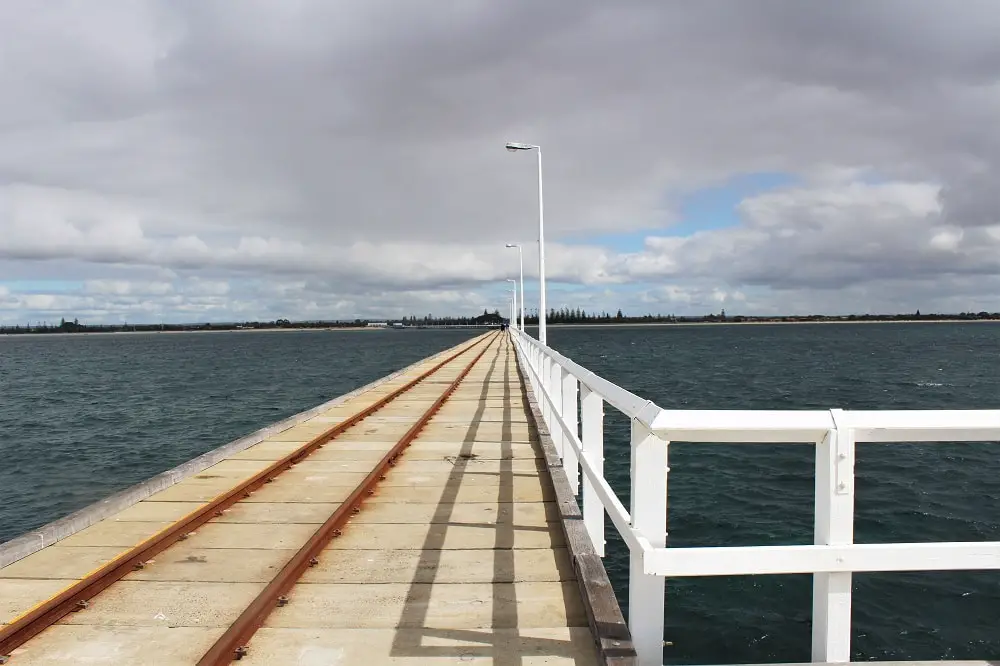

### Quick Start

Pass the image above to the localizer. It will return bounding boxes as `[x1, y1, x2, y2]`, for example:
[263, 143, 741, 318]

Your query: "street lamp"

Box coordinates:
[506, 278, 518, 331]
[505, 243, 525, 331]
[505, 141, 546, 345]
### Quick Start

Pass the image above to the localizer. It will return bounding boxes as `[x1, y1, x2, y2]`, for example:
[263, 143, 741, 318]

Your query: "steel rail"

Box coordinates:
[197, 332, 500, 664]
[0, 332, 497, 658]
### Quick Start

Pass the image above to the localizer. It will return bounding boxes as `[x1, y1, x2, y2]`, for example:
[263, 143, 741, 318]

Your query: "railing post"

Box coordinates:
[541, 355, 551, 429]
[812, 414, 855, 663]
[550, 359, 564, 459]
[629, 421, 668, 666]
[581, 385, 605, 555]
[537, 348, 544, 401]
[535, 348, 542, 395]
[520, 338, 538, 393]
[524, 341, 534, 391]
[561, 369, 579, 494]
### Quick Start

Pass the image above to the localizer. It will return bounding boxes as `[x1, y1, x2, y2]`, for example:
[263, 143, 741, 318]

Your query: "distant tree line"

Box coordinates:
[0, 310, 507, 334]
[399, 310, 502, 326]
[5, 308, 1000, 335]
[0, 319, 366, 335]
[521, 308, 643, 324]
[518, 308, 1000, 325]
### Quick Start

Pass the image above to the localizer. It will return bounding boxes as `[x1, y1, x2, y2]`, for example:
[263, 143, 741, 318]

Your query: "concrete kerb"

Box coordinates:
[0, 335, 485, 569]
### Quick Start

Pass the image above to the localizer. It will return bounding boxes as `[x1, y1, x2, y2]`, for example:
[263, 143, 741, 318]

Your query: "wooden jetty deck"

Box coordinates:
[0, 332, 630, 665]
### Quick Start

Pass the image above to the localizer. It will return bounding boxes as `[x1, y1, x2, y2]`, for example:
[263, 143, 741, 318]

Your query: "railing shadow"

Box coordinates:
[389, 335, 586, 663]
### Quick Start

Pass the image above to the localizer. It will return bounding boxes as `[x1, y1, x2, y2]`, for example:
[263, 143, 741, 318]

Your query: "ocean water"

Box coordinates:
[546, 323, 1000, 664]
[1, 323, 998, 663]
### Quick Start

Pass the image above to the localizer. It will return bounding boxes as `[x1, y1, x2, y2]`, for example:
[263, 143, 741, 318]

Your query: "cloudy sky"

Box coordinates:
[2, 1, 1000, 324]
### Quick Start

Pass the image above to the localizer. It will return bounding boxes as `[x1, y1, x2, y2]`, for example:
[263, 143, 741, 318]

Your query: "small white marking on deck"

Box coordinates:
[298, 646, 345, 665]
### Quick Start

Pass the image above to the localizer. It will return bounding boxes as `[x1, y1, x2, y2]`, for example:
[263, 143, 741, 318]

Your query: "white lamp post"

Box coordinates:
[508, 285, 516, 329]
[506, 279, 518, 331]
[505, 142, 546, 345]
[505, 243, 525, 331]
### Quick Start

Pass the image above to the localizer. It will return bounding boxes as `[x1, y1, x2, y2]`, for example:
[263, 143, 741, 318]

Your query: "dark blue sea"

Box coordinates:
[2, 323, 998, 663]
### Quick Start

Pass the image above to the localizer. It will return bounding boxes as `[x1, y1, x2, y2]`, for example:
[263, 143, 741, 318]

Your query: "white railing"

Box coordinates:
[509, 328, 1000, 666]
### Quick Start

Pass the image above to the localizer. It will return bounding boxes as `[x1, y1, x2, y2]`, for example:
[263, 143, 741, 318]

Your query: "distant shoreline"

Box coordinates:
[540, 319, 1000, 328]
[0, 327, 394, 338]
[4, 318, 1000, 338]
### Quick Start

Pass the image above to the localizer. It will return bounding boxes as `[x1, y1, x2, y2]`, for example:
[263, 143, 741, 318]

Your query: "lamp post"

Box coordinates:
[505, 142, 546, 345]
[507, 284, 516, 330]
[505, 243, 525, 331]
[506, 279, 518, 331]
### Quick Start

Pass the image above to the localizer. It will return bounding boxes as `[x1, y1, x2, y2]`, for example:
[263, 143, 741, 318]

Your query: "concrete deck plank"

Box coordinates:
[301, 458, 544, 474]
[233, 482, 354, 504]
[416, 426, 537, 443]
[229, 440, 544, 462]
[230, 440, 395, 458]
[106, 501, 207, 523]
[378, 468, 550, 488]
[125, 545, 294, 583]
[177, 521, 319, 550]
[57, 580, 264, 627]
[372, 398, 517, 410]
[241, 627, 600, 665]
[206, 502, 340, 525]
[116, 500, 556, 527]
[0, 546, 126, 580]
[0, 578, 79, 625]
[150, 480, 554, 505]
[142, 468, 367, 503]
[401, 442, 544, 459]
[5, 625, 225, 665]
[326, 523, 565, 550]
[351, 501, 560, 525]
[189, 458, 380, 475]
[301, 547, 575, 584]
[363, 481, 554, 504]
[58, 520, 174, 549]
[197, 458, 282, 475]
[262, 581, 588, 629]
[430, 412, 530, 425]
[232, 446, 392, 462]
[320, 426, 417, 442]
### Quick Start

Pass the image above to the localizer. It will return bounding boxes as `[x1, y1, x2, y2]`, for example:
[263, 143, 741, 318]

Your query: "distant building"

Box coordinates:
[472, 311, 504, 326]
[366, 322, 388, 328]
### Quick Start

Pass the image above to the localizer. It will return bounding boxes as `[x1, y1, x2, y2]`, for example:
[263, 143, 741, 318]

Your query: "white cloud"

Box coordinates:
[85, 279, 173, 296]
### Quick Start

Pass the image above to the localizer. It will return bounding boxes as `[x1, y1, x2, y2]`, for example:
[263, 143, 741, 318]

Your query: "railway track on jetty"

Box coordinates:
[0, 331, 500, 665]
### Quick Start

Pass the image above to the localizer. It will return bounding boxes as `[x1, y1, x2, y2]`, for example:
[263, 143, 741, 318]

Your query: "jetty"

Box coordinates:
[2, 329, 998, 665]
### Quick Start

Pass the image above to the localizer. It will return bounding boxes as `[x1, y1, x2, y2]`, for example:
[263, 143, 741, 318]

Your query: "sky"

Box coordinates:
[2, 1, 1000, 324]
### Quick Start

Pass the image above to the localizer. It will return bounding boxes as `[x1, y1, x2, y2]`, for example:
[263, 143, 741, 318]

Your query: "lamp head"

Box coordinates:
[505, 142, 534, 152]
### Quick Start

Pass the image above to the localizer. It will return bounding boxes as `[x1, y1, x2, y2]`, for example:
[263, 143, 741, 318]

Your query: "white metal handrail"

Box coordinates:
[509, 328, 1000, 666]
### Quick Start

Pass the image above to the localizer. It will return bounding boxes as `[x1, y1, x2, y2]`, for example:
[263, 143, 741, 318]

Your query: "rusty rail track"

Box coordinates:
[0, 331, 498, 659]
[197, 330, 498, 664]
